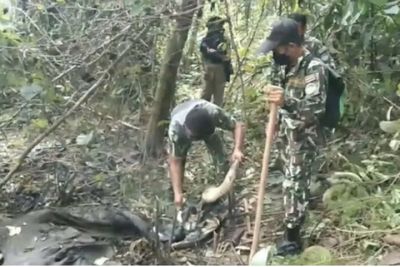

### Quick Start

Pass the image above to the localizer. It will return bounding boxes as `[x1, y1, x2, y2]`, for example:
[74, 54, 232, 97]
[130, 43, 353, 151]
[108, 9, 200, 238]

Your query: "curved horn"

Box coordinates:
[201, 159, 240, 203]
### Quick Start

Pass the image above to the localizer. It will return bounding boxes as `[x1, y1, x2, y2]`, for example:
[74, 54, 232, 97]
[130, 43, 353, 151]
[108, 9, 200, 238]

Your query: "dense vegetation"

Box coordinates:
[0, 0, 399, 264]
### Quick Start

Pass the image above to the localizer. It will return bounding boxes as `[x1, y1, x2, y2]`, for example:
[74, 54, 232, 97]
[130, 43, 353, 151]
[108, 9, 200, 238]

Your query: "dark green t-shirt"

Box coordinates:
[168, 99, 236, 158]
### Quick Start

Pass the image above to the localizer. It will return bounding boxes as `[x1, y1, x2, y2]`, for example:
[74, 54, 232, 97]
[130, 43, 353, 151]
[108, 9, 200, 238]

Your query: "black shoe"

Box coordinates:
[276, 226, 303, 256]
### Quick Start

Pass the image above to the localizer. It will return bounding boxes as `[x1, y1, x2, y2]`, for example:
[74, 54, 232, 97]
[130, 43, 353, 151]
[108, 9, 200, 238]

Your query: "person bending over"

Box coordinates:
[167, 99, 245, 208]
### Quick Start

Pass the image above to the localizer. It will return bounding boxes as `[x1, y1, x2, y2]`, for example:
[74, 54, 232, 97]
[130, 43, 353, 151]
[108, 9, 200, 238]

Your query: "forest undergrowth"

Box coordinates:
[0, 0, 400, 265]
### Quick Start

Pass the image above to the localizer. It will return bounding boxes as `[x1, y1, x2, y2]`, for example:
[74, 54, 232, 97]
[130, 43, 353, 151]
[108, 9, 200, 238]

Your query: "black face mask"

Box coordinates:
[272, 51, 291, 66]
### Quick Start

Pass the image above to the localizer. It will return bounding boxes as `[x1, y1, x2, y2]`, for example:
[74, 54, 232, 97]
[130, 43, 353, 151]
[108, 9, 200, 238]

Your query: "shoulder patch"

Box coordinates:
[305, 82, 320, 96]
[307, 59, 322, 69]
[305, 73, 318, 84]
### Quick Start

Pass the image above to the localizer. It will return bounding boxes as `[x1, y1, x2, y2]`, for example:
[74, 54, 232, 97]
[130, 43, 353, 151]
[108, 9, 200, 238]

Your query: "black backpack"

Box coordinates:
[302, 54, 345, 128]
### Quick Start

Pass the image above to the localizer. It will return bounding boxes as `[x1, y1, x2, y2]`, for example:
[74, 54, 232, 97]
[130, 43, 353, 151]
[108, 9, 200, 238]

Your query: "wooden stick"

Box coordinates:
[249, 103, 278, 262]
[243, 198, 252, 233]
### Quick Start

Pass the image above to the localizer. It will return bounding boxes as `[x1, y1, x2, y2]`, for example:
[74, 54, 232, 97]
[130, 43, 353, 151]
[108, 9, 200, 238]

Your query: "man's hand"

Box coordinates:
[232, 122, 245, 163]
[266, 85, 284, 107]
[231, 148, 244, 163]
[174, 193, 184, 209]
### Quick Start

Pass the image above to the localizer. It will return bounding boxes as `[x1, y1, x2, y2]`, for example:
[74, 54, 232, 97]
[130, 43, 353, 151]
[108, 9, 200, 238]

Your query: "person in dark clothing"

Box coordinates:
[199, 16, 233, 107]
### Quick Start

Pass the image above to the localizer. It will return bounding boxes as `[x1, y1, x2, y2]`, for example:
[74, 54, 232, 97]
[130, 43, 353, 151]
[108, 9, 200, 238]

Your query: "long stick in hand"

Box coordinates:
[249, 102, 278, 261]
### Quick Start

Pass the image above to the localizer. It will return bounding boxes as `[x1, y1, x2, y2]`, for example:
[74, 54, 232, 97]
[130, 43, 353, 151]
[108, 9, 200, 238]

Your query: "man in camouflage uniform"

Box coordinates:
[168, 99, 245, 208]
[289, 12, 345, 131]
[199, 16, 233, 106]
[257, 18, 328, 256]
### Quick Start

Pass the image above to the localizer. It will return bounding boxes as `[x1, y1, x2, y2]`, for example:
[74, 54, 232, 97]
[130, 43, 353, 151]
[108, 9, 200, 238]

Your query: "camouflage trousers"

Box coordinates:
[276, 114, 323, 229]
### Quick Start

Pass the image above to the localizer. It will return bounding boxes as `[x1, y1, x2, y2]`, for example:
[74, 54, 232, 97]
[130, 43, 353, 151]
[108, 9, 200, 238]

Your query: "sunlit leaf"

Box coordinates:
[31, 118, 48, 129]
[94, 173, 106, 184]
[76, 131, 94, 146]
[384, 4, 400, 15]
[389, 188, 400, 204]
[389, 139, 400, 151]
[341, 1, 354, 26]
[36, 3, 44, 11]
[349, 6, 365, 25]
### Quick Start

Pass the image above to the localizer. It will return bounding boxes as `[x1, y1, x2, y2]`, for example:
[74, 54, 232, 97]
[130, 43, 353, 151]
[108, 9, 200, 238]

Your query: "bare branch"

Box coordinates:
[0, 26, 149, 189]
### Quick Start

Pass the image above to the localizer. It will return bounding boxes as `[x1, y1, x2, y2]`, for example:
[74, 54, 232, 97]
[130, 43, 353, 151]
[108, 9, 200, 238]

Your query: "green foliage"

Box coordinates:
[0, 0, 399, 264]
[300, 246, 333, 265]
[270, 246, 335, 265]
[31, 118, 49, 130]
[310, 0, 400, 78]
[125, 0, 154, 16]
[0, 30, 20, 45]
[322, 152, 400, 229]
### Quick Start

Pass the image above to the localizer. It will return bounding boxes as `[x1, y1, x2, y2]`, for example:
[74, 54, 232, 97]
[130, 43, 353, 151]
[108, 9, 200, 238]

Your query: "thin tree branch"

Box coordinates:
[223, 0, 247, 120]
[226, 0, 266, 96]
[73, 102, 141, 130]
[384, 96, 400, 110]
[51, 24, 133, 82]
[0, 26, 149, 189]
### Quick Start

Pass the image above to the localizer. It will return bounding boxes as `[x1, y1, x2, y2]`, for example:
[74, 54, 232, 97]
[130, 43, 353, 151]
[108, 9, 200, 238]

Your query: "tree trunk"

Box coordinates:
[144, 0, 198, 157]
[183, 1, 204, 66]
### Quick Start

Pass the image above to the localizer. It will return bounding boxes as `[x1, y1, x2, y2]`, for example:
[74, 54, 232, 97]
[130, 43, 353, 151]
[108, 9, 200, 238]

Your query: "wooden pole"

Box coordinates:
[249, 103, 278, 262]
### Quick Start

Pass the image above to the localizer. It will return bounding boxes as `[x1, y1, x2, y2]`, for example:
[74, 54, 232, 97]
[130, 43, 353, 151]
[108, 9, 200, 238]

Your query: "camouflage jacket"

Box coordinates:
[304, 35, 336, 70]
[279, 49, 328, 128]
[168, 99, 236, 158]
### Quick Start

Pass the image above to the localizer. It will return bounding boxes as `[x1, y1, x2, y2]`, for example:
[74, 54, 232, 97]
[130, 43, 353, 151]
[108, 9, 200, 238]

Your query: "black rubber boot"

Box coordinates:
[276, 225, 303, 256]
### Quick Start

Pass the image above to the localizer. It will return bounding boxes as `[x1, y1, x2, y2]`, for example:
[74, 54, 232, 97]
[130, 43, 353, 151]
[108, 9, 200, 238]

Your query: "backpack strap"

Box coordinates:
[301, 52, 344, 129]
[302, 53, 341, 79]
[299, 53, 314, 82]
